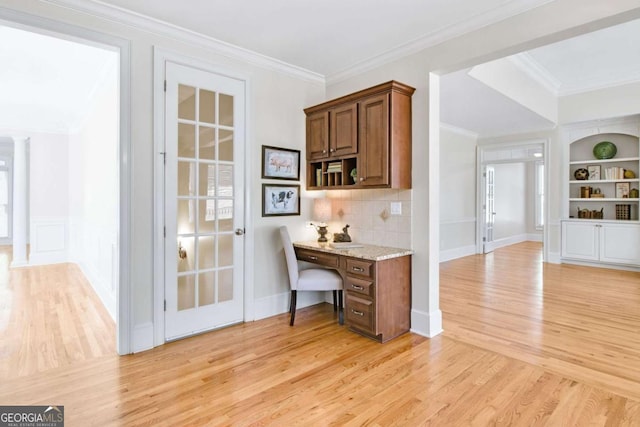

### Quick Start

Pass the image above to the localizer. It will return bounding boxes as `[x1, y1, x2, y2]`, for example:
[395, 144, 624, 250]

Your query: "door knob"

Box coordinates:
[235, 228, 245, 236]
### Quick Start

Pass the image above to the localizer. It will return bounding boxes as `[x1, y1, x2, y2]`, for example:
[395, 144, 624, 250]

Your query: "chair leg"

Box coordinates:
[332, 290, 337, 312]
[338, 290, 344, 325]
[289, 290, 297, 326]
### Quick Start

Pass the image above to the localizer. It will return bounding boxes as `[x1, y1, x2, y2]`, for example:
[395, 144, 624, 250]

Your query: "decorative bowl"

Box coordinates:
[593, 141, 617, 159]
[574, 168, 589, 180]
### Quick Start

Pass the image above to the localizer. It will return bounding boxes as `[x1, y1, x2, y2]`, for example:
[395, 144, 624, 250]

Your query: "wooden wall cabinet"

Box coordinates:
[304, 81, 415, 190]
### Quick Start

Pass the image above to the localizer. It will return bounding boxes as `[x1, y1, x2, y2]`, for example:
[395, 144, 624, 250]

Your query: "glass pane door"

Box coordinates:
[165, 62, 245, 340]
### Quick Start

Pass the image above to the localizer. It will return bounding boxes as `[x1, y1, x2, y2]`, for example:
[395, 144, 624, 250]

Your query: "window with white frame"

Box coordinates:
[535, 161, 544, 230]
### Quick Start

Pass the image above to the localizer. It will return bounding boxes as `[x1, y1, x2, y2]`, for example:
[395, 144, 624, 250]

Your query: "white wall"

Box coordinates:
[68, 56, 119, 319]
[4, 0, 639, 349]
[324, 0, 640, 337]
[493, 162, 527, 241]
[24, 131, 70, 265]
[439, 125, 477, 261]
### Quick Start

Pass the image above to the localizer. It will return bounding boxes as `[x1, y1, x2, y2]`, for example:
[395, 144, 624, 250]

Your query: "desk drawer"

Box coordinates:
[346, 294, 374, 333]
[295, 248, 340, 268]
[345, 276, 374, 297]
[346, 258, 374, 279]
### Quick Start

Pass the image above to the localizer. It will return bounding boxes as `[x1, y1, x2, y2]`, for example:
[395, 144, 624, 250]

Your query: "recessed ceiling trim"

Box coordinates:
[42, 0, 325, 84]
[440, 123, 479, 140]
[558, 73, 640, 97]
[326, 0, 555, 85]
[508, 53, 561, 95]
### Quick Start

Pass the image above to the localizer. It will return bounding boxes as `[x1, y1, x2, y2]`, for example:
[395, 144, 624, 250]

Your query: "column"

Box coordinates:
[11, 137, 28, 267]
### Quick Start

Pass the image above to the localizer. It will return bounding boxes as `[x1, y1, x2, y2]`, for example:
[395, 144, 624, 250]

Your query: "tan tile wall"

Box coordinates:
[324, 189, 412, 249]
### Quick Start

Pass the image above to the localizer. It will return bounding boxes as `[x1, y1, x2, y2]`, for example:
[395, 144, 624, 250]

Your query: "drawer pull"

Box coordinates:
[351, 285, 364, 291]
[308, 256, 318, 260]
[351, 309, 364, 316]
[352, 267, 365, 272]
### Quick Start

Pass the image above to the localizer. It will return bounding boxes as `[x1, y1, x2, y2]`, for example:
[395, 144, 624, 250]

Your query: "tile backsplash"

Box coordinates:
[324, 189, 412, 249]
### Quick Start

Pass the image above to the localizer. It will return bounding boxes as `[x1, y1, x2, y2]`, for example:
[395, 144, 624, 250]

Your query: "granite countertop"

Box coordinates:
[293, 240, 413, 261]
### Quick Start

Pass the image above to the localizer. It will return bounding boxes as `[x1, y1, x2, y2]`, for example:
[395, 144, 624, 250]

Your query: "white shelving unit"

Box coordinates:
[568, 133, 639, 221]
[561, 117, 640, 268]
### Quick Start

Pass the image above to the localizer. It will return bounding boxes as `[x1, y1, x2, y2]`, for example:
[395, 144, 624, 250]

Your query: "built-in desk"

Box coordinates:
[293, 241, 412, 343]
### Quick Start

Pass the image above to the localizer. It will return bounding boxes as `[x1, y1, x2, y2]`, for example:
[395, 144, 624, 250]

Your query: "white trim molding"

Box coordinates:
[43, 0, 324, 84]
[440, 245, 477, 263]
[410, 308, 443, 338]
[28, 217, 69, 266]
[327, 0, 554, 84]
[253, 291, 327, 322]
[440, 123, 480, 139]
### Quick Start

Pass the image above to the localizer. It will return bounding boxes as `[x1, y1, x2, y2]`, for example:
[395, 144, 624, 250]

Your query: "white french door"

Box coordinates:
[164, 62, 245, 340]
[483, 166, 496, 254]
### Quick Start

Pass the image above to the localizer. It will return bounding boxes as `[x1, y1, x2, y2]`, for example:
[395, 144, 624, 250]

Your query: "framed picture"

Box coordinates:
[262, 184, 300, 217]
[261, 145, 300, 180]
[615, 182, 630, 198]
[587, 165, 601, 180]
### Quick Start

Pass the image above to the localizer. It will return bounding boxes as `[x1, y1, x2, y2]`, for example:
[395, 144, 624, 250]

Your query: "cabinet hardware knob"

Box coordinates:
[352, 285, 364, 290]
[359, 177, 365, 182]
[322, 150, 327, 153]
[351, 309, 364, 316]
[353, 267, 365, 272]
[308, 256, 318, 260]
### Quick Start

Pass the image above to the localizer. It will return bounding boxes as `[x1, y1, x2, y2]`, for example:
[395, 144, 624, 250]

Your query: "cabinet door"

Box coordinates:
[561, 221, 599, 261]
[600, 223, 640, 265]
[359, 94, 389, 187]
[330, 103, 358, 157]
[306, 111, 329, 160]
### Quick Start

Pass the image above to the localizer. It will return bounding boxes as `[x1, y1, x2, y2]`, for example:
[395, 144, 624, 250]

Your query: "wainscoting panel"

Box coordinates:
[28, 217, 69, 265]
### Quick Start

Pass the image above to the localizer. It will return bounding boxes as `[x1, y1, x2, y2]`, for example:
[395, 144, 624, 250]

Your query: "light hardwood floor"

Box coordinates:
[0, 243, 639, 425]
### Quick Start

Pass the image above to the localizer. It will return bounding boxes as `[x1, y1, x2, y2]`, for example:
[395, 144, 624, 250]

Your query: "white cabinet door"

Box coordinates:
[600, 223, 640, 265]
[561, 221, 599, 261]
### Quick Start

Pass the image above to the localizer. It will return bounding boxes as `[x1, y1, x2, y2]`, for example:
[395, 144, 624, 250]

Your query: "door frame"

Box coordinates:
[153, 47, 254, 347]
[0, 6, 133, 354]
[475, 139, 550, 262]
[0, 7, 134, 355]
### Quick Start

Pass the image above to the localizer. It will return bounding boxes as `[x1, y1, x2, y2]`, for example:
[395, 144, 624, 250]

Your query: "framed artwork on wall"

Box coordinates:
[262, 184, 300, 217]
[261, 145, 300, 180]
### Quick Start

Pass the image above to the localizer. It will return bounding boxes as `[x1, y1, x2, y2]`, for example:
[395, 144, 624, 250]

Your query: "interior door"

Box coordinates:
[164, 62, 245, 340]
[483, 166, 496, 253]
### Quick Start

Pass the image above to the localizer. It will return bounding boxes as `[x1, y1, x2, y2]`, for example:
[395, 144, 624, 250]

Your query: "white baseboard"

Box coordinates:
[527, 233, 543, 242]
[410, 308, 443, 338]
[547, 251, 561, 264]
[253, 290, 327, 321]
[132, 322, 154, 353]
[27, 251, 70, 266]
[487, 233, 528, 251]
[76, 260, 116, 321]
[440, 245, 477, 262]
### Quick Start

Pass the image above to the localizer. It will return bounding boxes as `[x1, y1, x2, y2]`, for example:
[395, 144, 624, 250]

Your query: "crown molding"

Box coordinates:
[42, 0, 325, 84]
[512, 52, 640, 97]
[326, 0, 555, 85]
[440, 122, 479, 140]
[508, 53, 561, 95]
[558, 73, 640, 97]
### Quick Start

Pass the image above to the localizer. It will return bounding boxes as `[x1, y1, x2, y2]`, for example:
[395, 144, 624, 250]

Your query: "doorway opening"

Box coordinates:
[0, 13, 131, 354]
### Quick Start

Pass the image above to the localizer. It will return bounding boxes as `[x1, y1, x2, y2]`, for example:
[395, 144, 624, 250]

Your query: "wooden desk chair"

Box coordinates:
[279, 226, 344, 326]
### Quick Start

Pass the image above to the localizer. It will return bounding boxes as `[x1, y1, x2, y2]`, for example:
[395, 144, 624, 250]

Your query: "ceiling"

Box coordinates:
[0, 25, 116, 133]
[0, 1, 639, 135]
[90, 0, 553, 78]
